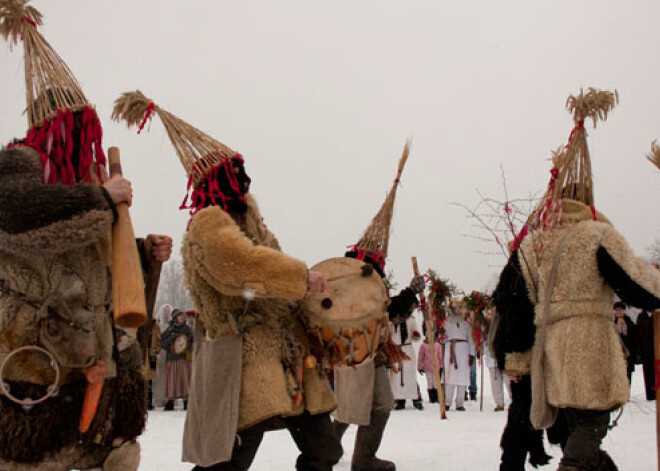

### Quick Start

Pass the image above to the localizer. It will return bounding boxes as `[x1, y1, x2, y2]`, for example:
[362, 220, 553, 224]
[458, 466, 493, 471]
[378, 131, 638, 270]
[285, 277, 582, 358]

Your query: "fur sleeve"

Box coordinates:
[388, 288, 417, 320]
[188, 206, 308, 300]
[492, 250, 536, 371]
[598, 226, 660, 311]
[0, 148, 113, 255]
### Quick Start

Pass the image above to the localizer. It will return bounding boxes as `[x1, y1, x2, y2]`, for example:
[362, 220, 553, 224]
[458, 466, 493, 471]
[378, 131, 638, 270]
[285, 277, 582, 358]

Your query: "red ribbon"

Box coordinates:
[137, 102, 155, 134]
[22, 16, 37, 28]
[566, 120, 585, 147]
[590, 205, 598, 221]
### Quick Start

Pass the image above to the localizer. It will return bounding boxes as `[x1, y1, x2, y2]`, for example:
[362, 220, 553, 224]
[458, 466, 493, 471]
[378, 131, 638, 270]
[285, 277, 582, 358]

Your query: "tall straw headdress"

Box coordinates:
[112, 90, 245, 214]
[0, 0, 106, 184]
[646, 140, 660, 173]
[346, 140, 410, 274]
[513, 88, 617, 249]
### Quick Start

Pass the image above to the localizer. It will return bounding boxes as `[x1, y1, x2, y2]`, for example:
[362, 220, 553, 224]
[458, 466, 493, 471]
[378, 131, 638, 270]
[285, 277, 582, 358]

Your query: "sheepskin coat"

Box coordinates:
[181, 196, 336, 465]
[496, 199, 660, 412]
[0, 146, 147, 470]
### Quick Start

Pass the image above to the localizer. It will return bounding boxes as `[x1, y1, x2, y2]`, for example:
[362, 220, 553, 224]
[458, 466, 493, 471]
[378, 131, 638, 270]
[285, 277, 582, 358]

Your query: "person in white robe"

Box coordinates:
[443, 306, 475, 411]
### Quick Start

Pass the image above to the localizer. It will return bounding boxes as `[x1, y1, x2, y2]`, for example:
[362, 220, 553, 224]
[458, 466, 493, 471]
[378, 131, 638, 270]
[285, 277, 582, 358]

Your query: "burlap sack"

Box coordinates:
[333, 355, 375, 426]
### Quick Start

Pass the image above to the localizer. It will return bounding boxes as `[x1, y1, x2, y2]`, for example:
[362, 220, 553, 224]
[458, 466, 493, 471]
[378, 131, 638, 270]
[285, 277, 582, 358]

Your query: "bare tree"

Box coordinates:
[155, 257, 194, 312]
[646, 239, 660, 263]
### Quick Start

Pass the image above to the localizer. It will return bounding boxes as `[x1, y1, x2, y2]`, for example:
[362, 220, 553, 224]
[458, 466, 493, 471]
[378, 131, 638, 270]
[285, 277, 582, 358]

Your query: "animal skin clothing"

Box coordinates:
[181, 197, 337, 467]
[0, 146, 147, 470]
[495, 199, 660, 470]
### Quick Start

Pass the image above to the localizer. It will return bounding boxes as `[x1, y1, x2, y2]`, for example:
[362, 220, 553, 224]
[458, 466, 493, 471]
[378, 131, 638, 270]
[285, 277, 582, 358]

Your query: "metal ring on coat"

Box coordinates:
[0, 345, 61, 407]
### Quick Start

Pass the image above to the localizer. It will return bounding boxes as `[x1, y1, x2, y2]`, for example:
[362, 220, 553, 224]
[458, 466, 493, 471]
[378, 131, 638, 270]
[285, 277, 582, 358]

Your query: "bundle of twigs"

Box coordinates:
[0, 0, 87, 127]
[527, 88, 617, 228]
[354, 139, 410, 258]
[112, 90, 238, 184]
[647, 140, 660, 172]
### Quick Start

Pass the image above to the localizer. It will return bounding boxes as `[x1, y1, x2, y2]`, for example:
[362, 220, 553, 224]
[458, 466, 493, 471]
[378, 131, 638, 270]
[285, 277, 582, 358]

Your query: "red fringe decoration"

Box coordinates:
[346, 244, 386, 271]
[9, 106, 106, 185]
[180, 156, 246, 216]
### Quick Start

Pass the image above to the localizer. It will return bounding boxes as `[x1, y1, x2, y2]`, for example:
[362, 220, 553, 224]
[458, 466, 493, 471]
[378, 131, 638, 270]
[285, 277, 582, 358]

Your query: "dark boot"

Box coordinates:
[393, 400, 405, 410]
[352, 409, 395, 471]
[428, 389, 438, 404]
[164, 400, 174, 411]
[412, 398, 423, 411]
[333, 420, 350, 462]
[528, 429, 551, 468]
[469, 390, 477, 401]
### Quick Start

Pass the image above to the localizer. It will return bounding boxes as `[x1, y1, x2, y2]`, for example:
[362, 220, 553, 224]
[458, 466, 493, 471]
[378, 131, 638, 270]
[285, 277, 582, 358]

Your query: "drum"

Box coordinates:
[171, 334, 190, 356]
[301, 257, 389, 366]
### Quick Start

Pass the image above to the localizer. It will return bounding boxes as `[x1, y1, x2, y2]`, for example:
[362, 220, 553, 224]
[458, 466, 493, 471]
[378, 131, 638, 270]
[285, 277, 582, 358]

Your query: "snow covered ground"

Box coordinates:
[140, 369, 656, 470]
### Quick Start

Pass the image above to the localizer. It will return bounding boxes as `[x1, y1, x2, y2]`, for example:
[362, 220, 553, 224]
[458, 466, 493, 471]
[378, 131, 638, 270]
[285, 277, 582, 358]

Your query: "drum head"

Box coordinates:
[172, 334, 190, 355]
[303, 257, 389, 328]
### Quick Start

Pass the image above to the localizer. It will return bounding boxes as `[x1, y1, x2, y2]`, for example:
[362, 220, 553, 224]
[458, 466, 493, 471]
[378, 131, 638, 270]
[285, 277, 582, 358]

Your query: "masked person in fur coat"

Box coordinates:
[328, 141, 416, 471]
[0, 4, 173, 469]
[493, 89, 660, 471]
[111, 91, 341, 471]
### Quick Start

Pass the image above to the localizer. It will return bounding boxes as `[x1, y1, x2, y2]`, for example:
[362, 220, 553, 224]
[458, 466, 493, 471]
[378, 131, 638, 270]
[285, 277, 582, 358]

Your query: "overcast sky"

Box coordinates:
[2, 0, 660, 293]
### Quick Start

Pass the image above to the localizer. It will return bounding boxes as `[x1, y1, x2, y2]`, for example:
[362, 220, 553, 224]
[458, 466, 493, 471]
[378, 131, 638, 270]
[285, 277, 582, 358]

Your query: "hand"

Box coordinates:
[145, 234, 173, 262]
[307, 270, 328, 294]
[408, 275, 426, 294]
[103, 175, 133, 206]
[469, 355, 475, 367]
[507, 375, 521, 383]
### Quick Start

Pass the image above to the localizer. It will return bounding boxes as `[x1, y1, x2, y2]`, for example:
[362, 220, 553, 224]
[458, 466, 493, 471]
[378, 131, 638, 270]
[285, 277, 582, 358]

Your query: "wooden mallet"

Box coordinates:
[108, 147, 147, 328]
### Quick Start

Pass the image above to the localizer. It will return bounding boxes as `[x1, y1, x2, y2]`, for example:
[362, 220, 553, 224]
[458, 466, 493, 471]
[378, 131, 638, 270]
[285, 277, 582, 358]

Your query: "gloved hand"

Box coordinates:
[418, 369, 424, 375]
[408, 275, 426, 294]
[469, 355, 475, 367]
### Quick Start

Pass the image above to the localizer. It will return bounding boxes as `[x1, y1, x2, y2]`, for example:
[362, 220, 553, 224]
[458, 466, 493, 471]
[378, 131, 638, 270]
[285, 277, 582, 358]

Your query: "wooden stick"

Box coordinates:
[412, 257, 447, 420]
[654, 309, 660, 471]
[109, 147, 147, 328]
[479, 346, 484, 412]
[137, 260, 163, 363]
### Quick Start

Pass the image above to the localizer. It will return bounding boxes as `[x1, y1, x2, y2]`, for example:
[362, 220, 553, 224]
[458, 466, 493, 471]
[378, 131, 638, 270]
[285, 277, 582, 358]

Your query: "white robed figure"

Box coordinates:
[390, 315, 422, 404]
[443, 309, 475, 410]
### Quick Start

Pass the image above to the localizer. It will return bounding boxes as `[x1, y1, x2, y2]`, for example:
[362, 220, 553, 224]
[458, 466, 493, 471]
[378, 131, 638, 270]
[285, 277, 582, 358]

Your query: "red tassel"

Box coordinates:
[138, 102, 155, 134]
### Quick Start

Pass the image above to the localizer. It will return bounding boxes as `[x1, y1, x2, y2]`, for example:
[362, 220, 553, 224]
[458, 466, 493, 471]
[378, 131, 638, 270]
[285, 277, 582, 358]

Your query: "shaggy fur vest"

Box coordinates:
[182, 196, 336, 431]
[514, 200, 660, 411]
[0, 147, 146, 469]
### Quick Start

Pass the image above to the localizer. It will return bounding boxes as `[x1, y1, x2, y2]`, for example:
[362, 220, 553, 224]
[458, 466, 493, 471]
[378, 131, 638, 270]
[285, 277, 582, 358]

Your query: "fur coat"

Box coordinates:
[496, 199, 660, 413]
[0, 147, 146, 470]
[181, 196, 336, 454]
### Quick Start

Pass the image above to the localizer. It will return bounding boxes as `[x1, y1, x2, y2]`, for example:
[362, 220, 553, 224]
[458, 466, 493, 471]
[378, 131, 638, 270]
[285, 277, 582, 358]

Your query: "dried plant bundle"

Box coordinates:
[647, 140, 660, 172]
[0, 0, 88, 127]
[355, 139, 410, 259]
[112, 90, 238, 183]
[527, 88, 617, 229]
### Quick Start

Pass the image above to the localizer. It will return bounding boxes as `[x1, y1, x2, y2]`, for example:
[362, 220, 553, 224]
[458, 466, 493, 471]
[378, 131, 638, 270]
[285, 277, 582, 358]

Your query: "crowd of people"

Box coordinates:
[1, 2, 659, 471]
